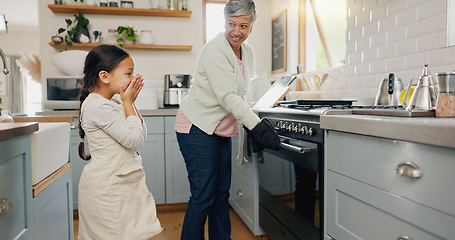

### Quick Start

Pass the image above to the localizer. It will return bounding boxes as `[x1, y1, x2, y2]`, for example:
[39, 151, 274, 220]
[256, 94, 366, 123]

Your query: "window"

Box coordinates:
[203, 0, 227, 44]
[300, 0, 346, 72]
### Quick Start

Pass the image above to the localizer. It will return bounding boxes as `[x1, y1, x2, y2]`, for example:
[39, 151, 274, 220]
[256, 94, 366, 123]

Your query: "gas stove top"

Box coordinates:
[268, 100, 435, 117]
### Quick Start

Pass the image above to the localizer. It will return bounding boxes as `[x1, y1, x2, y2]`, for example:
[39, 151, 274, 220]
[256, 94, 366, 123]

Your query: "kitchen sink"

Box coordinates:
[31, 122, 70, 185]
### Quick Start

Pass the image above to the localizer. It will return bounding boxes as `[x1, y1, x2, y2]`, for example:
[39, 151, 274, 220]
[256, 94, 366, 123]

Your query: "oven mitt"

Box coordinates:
[245, 118, 282, 152]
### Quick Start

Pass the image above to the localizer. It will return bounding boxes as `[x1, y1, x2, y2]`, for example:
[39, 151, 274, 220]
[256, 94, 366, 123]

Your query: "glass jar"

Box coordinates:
[106, 29, 118, 44]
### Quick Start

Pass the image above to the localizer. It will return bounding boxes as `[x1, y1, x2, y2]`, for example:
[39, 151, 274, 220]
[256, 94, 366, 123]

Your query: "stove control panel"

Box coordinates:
[276, 121, 313, 136]
[264, 117, 323, 143]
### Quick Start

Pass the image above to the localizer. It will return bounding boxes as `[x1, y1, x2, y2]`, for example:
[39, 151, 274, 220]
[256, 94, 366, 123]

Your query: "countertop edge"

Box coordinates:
[320, 115, 455, 149]
[35, 108, 178, 117]
[0, 122, 39, 141]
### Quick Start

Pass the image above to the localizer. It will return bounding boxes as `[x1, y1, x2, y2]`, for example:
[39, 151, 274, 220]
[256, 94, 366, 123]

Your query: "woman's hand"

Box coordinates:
[120, 74, 144, 105]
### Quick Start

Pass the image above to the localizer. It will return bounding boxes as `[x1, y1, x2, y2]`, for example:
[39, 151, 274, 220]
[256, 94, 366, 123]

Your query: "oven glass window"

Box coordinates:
[47, 78, 82, 101]
[260, 143, 320, 228]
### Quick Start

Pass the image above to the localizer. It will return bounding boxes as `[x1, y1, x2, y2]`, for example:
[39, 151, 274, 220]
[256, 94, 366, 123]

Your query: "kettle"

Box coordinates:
[374, 73, 404, 106]
[402, 64, 438, 111]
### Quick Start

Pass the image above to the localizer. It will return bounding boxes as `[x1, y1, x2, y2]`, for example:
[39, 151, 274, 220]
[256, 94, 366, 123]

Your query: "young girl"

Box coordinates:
[77, 44, 162, 240]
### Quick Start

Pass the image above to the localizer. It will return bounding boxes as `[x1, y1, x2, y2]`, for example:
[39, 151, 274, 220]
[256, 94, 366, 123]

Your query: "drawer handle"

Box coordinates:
[397, 236, 413, 240]
[237, 190, 243, 197]
[70, 124, 78, 129]
[395, 162, 422, 178]
[0, 198, 12, 214]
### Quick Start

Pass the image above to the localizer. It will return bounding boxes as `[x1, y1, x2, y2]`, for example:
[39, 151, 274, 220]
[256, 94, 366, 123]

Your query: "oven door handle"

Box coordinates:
[279, 142, 315, 154]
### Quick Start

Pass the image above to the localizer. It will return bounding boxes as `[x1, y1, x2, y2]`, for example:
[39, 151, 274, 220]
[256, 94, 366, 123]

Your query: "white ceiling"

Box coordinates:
[0, 0, 39, 30]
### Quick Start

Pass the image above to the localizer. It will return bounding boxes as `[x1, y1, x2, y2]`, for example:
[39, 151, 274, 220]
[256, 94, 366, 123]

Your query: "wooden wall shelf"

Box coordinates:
[48, 4, 192, 18]
[49, 42, 192, 51]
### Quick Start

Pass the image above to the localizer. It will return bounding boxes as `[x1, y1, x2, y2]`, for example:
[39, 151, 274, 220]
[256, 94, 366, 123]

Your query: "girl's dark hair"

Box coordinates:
[78, 44, 130, 160]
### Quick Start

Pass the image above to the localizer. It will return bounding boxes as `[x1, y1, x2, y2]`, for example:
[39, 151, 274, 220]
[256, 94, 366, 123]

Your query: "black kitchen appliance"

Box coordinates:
[256, 100, 356, 240]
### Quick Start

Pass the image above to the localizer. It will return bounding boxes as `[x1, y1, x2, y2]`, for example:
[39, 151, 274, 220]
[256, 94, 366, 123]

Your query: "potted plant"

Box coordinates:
[117, 25, 137, 48]
[57, 12, 90, 47]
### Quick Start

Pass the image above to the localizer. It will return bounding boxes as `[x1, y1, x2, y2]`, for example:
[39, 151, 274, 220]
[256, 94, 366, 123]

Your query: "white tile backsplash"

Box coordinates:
[387, 26, 407, 43]
[417, 0, 445, 20]
[314, 0, 455, 100]
[371, 31, 387, 47]
[406, 20, 428, 38]
[397, 7, 418, 26]
[378, 15, 397, 32]
[416, 32, 441, 51]
[370, 60, 387, 74]
[377, 44, 396, 59]
[386, 56, 407, 72]
[396, 38, 417, 56]
[387, 0, 407, 16]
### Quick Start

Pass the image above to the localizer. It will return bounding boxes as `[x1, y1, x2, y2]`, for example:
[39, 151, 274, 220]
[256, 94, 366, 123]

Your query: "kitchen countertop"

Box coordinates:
[36, 108, 179, 117]
[320, 114, 455, 149]
[0, 122, 39, 141]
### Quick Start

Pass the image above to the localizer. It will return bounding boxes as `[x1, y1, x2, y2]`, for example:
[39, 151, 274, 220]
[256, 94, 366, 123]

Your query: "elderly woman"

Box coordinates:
[175, 0, 280, 239]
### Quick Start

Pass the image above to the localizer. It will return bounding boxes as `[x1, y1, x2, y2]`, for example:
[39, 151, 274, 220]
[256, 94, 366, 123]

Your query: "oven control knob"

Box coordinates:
[287, 124, 292, 132]
[307, 127, 313, 136]
[275, 121, 281, 130]
[281, 121, 286, 130]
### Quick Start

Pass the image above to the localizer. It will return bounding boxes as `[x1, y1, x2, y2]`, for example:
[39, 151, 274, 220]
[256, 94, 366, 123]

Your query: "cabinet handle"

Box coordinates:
[0, 198, 12, 214]
[237, 190, 243, 197]
[395, 162, 423, 178]
[397, 236, 413, 240]
[70, 124, 78, 129]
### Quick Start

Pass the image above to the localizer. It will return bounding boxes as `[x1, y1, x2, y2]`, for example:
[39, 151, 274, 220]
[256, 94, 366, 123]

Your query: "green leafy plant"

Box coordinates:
[57, 12, 90, 47]
[117, 26, 137, 48]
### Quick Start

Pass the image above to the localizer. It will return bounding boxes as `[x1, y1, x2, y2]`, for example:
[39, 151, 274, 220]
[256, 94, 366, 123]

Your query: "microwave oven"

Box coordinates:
[42, 76, 82, 110]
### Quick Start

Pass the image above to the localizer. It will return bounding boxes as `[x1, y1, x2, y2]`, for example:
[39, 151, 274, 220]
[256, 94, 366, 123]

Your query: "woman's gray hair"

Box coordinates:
[224, 0, 257, 24]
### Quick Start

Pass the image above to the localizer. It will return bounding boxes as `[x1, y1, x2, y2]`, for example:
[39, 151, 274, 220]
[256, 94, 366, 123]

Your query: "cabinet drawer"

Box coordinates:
[326, 131, 455, 217]
[144, 116, 164, 134]
[230, 169, 254, 225]
[327, 171, 455, 240]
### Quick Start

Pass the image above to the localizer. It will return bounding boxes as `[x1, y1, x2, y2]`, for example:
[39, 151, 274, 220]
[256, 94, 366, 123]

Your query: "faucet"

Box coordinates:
[0, 48, 9, 75]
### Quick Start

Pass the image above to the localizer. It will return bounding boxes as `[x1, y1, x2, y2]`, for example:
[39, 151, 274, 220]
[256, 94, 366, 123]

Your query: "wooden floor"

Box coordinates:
[73, 204, 270, 240]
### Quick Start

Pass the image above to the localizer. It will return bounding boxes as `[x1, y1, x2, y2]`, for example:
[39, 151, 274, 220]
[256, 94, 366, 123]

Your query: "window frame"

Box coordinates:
[203, 0, 227, 45]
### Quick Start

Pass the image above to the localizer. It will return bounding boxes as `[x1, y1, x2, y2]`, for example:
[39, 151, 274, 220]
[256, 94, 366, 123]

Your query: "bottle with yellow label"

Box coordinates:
[0, 107, 14, 123]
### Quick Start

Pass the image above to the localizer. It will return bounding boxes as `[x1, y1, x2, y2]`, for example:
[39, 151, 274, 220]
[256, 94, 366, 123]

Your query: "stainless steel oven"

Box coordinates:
[257, 107, 326, 240]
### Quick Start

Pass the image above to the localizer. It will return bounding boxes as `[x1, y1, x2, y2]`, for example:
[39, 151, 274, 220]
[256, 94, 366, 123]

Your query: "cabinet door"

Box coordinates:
[70, 132, 90, 210]
[140, 134, 165, 204]
[165, 132, 190, 203]
[0, 135, 34, 240]
[164, 116, 190, 204]
[33, 169, 74, 240]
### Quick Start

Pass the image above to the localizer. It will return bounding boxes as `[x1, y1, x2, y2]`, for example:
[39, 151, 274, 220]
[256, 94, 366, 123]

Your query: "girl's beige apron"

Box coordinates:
[78, 98, 162, 240]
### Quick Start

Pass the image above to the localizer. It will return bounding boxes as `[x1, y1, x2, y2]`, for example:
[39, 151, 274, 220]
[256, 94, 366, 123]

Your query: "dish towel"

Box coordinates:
[236, 122, 249, 165]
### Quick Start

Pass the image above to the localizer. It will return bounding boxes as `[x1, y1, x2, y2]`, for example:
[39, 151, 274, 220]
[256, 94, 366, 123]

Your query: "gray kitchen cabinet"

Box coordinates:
[71, 116, 186, 207]
[0, 135, 34, 240]
[70, 124, 89, 210]
[229, 134, 265, 236]
[164, 116, 190, 204]
[140, 116, 166, 204]
[33, 168, 74, 240]
[324, 130, 455, 240]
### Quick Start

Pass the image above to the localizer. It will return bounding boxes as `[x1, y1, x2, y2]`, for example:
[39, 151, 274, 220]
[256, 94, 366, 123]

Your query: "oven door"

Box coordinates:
[258, 136, 322, 240]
